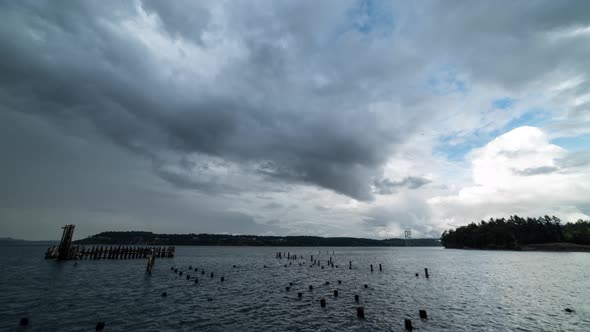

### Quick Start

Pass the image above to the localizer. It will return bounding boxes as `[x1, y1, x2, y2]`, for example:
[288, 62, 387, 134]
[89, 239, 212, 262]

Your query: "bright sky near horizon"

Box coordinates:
[1, 1, 589, 240]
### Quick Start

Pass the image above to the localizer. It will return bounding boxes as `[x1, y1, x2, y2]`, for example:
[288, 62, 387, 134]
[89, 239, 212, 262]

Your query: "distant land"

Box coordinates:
[73, 231, 441, 247]
[441, 216, 590, 252]
[0, 237, 57, 246]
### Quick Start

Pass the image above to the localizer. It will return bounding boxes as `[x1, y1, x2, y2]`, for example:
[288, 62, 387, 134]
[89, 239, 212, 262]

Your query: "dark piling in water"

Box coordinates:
[370, 264, 373, 272]
[309, 285, 313, 290]
[195, 278, 199, 284]
[286, 286, 290, 291]
[96, 322, 105, 331]
[379, 264, 382, 271]
[419, 310, 428, 319]
[425, 268, 429, 278]
[333, 290, 338, 297]
[210, 272, 214, 278]
[349, 261, 352, 269]
[355, 294, 359, 302]
[364, 284, 368, 289]
[338, 280, 341, 284]
[320, 298, 326, 307]
[186, 275, 190, 280]
[357, 307, 365, 318]
[19, 317, 28, 328]
[298, 292, 302, 298]
[161, 292, 167, 297]
[405, 319, 413, 331]
[221, 277, 224, 282]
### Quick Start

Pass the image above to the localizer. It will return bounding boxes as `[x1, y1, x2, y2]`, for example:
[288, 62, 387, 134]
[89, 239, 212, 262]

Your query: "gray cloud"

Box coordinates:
[373, 176, 431, 195]
[513, 166, 559, 176]
[0, 0, 426, 201]
[1, 1, 589, 239]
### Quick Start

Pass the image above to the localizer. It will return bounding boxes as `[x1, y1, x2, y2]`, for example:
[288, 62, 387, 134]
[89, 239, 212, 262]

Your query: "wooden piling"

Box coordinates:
[355, 294, 359, 302]
[349, 261, 352, 269]
[320, 298, 326, 307]
[357, 306, 365, 318]
[425, 268, 429, 278]
[333, 290, 338, 297]
[419, 310, 428, 319]
[405, 319, 413, 331]
[370, 264, 373, 272]
[96, 321, 105, 331]
[379, 264, 382, 271]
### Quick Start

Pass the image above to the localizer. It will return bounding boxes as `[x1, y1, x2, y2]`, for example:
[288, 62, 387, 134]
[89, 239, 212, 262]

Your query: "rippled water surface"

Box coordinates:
[1, 246, 589, 331]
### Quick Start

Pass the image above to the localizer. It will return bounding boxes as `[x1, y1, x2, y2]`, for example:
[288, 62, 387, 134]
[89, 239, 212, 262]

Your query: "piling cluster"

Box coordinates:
[272, 250, 433, 330]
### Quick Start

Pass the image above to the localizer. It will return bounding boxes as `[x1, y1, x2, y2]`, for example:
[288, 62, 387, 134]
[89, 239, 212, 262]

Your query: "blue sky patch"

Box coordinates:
[346, 0, 395, 35]
[552, 134, 590, 151]
[427, 65, 469, 95]
[492, 97, 515, 109]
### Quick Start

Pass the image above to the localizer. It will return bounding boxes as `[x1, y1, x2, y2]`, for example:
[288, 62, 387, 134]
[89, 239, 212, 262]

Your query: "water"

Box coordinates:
[1, 246, 589, 331]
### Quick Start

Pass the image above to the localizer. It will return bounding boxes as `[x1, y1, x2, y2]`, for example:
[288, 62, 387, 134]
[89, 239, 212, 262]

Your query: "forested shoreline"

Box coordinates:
[441, 216, 590, 250]
[74, 232, 441, 247]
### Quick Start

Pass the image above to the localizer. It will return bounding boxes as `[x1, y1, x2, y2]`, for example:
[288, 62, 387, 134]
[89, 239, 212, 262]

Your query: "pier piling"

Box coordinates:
[357, 306, 365, 318]
[419, 310, 428, 319]
[320, 298, 326, 307]
[405, 319, 413, 331]
[425, 268, 429, 278]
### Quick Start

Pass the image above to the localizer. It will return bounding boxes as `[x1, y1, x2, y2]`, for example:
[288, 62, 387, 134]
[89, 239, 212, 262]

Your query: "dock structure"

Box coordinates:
[44, 225, 175, 260]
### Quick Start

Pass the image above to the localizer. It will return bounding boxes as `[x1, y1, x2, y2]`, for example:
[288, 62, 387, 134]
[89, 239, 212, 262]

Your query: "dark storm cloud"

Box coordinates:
[1, 0, 589, 239]
[373, 176, 431, 195]
[0, 0, 425, 201]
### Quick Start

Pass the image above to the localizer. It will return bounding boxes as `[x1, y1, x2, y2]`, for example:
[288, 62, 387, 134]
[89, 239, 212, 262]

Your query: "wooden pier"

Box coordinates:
[44, 225, 175, 260]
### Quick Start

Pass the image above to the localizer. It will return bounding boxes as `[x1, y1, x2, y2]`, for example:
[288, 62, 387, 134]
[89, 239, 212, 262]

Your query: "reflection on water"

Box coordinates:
[1, 246, 589, 331]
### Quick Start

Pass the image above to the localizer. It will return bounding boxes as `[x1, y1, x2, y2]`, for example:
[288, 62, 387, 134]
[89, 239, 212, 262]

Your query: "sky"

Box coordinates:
[1, 0, 589, 240]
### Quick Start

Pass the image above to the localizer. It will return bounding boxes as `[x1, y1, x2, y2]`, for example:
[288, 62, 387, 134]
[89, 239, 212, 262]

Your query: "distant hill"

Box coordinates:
[0, 237, 57, 246]
[73, 231, 441, 247]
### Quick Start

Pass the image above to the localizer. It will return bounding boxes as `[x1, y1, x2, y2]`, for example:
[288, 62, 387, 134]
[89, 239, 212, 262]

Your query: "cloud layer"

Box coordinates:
[0, 1, 589, 239]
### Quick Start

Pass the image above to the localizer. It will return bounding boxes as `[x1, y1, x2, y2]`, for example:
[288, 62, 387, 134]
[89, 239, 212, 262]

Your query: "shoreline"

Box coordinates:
[444, 242, 590, 252]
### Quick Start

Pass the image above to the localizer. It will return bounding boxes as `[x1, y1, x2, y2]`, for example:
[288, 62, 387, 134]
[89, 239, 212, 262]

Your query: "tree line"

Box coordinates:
[440, 215, 590, 249]
[74, 231, 441, 247]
